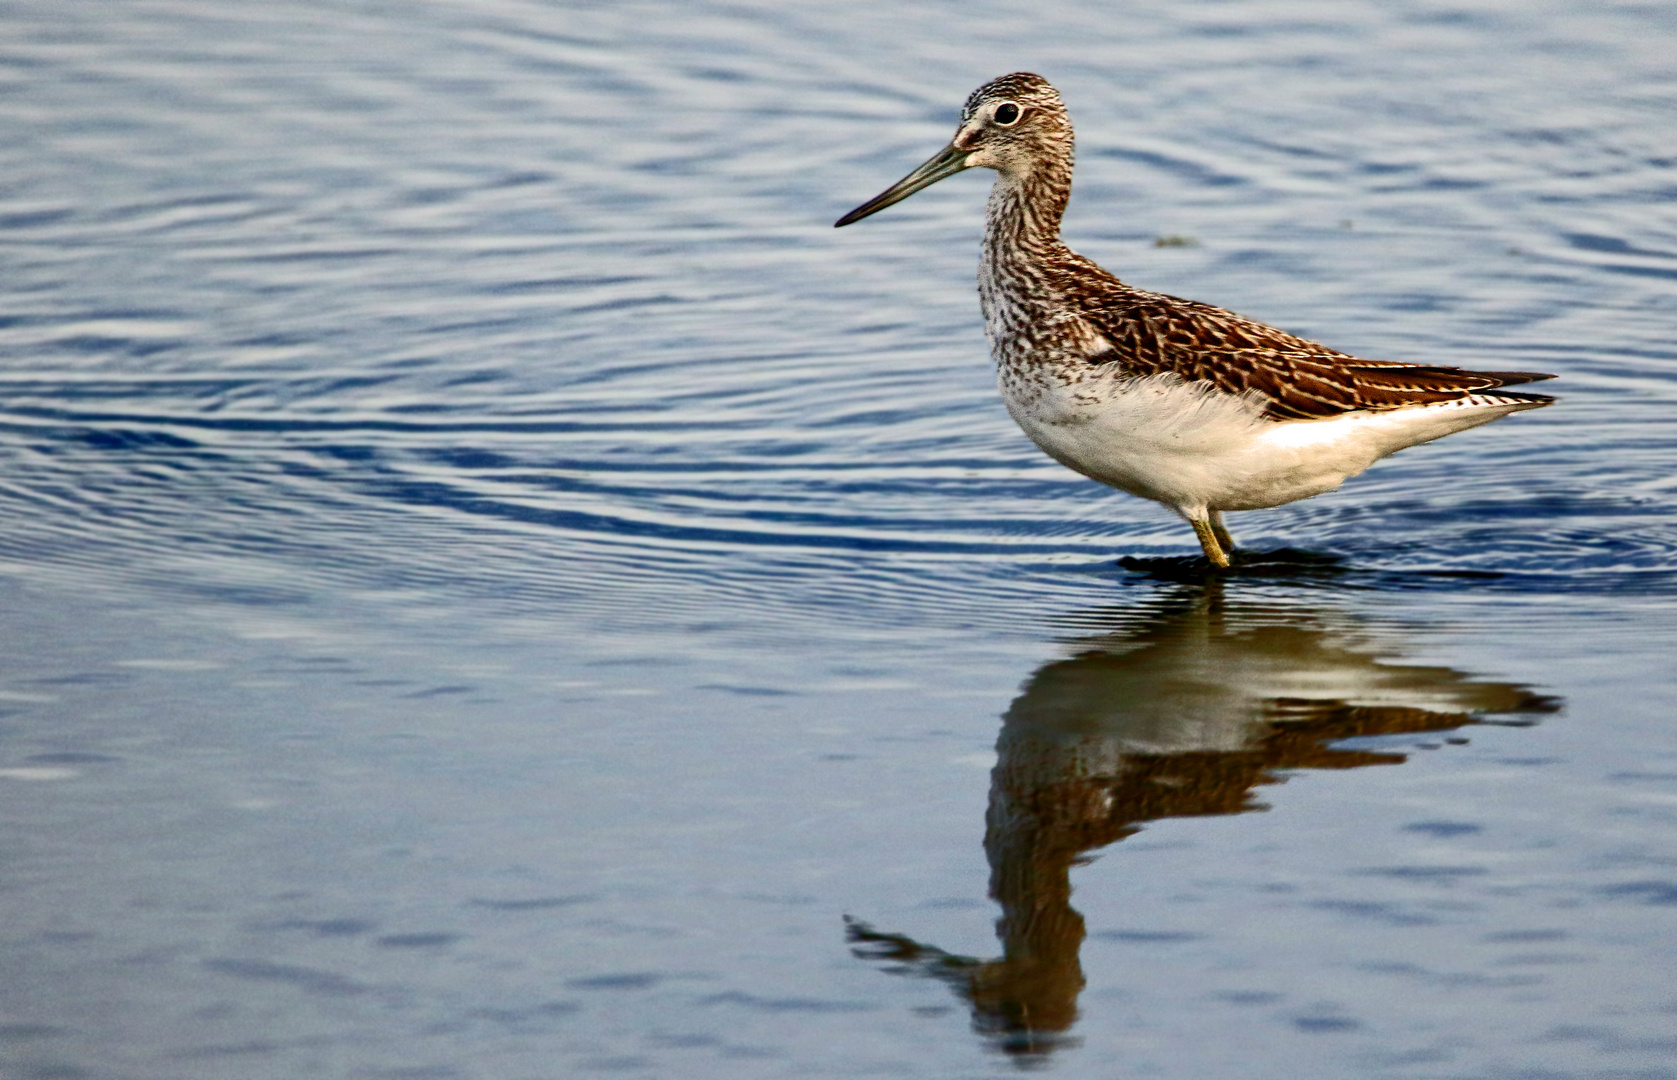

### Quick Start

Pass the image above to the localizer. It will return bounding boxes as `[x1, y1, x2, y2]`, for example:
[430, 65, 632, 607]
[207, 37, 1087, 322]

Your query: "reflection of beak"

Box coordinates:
[834, 143, 973, 227]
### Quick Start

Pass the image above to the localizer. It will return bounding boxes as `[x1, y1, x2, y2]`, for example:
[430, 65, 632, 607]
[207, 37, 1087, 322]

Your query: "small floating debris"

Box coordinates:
[1153, 234, 1200, 248]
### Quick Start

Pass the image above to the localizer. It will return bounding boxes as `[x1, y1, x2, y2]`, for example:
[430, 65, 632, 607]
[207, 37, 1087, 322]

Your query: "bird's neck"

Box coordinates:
[979, 163, 1074, 355]
[981, 164, 1072, 271]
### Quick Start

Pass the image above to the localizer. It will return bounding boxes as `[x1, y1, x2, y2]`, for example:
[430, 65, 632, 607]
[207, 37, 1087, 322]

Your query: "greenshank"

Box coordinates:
[835, 73, 1554, 568]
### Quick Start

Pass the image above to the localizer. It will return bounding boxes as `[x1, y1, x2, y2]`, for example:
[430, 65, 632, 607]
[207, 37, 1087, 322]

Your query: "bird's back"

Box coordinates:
[1049, 256, 1555, 422]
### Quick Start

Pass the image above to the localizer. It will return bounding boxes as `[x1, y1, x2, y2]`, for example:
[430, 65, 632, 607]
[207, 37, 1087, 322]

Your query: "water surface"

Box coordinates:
[3, 1, 1677, 1077]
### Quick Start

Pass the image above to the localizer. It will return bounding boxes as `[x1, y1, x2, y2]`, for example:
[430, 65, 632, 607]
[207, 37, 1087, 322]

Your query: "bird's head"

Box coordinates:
[835, 73, 1072, 227]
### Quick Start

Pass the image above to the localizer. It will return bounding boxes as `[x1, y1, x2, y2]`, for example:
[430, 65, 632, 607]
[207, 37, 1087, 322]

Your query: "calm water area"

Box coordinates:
[3, 2, 1677, 1077]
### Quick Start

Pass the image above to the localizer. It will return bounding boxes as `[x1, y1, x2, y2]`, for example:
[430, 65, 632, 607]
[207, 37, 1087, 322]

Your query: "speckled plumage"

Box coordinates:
[836, 73, 1554, 566]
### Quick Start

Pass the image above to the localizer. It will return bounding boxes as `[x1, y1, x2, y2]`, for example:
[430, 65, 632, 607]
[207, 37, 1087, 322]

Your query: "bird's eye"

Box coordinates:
[993, 102, 1022, 126]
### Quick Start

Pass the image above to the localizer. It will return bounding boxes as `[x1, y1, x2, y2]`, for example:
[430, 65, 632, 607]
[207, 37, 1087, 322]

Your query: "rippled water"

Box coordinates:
[3, 1, 1677, 1077]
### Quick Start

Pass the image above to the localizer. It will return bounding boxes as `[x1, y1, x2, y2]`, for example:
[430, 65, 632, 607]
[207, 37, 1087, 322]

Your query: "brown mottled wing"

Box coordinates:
[1077, 288, 1555, 421]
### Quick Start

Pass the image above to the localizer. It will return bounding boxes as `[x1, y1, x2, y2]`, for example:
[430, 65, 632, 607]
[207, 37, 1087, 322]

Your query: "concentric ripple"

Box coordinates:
[3, 2, 1676, 652]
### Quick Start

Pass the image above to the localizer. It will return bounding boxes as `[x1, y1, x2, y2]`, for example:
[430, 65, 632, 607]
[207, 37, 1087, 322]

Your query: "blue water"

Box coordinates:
[3, 1, 1677, 1077]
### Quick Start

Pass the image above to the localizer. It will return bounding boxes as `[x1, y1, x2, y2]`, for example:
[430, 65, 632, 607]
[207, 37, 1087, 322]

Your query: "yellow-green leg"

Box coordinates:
[1191, 516, 1231, 569]
[1210, 511, 1236, 560]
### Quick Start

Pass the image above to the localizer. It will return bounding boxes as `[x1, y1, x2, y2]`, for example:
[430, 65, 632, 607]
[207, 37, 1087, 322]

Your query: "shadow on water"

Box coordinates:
[1116, 548, 1505, 587]
[846, 581, 1560, 1060]
[1117, 548, 1354, 584]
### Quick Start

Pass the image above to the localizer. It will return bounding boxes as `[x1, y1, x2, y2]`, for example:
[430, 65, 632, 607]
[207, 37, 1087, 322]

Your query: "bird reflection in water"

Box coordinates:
[846, 581, 1558, 1058]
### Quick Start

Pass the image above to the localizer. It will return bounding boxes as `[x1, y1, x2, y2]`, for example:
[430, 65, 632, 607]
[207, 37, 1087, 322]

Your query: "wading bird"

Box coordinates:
[836, 73, 1553, 567]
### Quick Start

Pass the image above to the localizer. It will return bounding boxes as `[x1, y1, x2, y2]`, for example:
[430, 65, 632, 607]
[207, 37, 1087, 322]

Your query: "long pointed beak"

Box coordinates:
[834, 143, 973, 227]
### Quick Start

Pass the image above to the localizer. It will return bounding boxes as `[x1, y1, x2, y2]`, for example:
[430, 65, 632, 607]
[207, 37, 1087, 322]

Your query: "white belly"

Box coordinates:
[1002, 372, 1530, 517]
